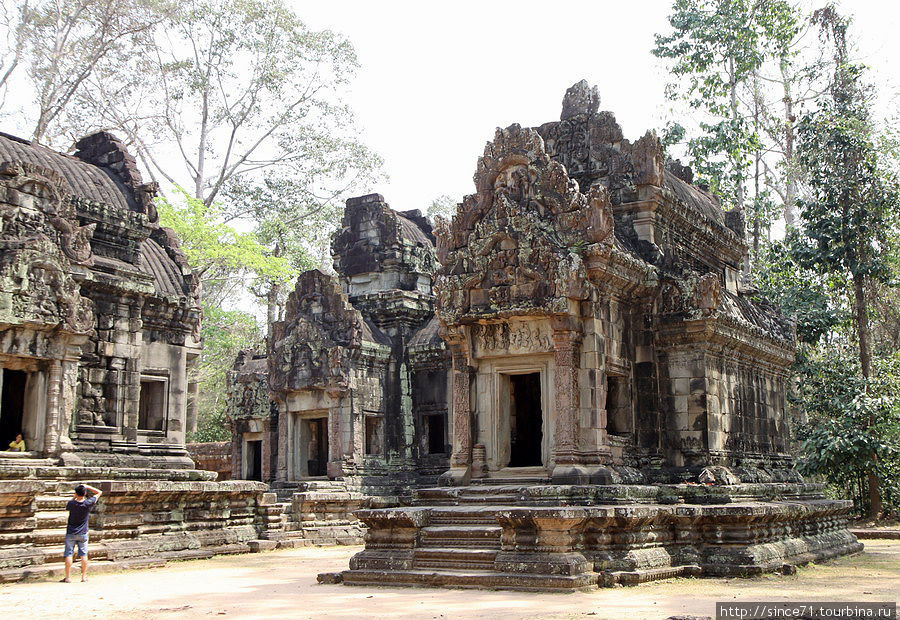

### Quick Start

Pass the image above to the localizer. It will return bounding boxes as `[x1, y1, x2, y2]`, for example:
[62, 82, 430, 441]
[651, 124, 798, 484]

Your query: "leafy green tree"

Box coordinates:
[653, 0, 799, 209]
[425, 194, 458, 222]
[795, 350, 900, 515]
[156, 187, 298, 305]
[755, 237, 847, 345]
[793, 5, 900, 517]
[189, 303, 264, 442]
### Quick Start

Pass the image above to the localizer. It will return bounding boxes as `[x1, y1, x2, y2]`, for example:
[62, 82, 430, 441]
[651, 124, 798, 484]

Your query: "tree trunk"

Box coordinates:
[729, 56, 744, 208]
[266, 283, 281, 332]
[781, 56, 797, 228]
[266, 241, 283, 335]
[854, 273, 881, 518]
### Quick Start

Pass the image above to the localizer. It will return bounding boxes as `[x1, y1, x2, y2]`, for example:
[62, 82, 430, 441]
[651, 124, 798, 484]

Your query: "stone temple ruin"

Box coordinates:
[326, 81, 863, 590]
[0, 131, 302, 581]
[226, 194, 449, 542]
[0, 80, 862, 588]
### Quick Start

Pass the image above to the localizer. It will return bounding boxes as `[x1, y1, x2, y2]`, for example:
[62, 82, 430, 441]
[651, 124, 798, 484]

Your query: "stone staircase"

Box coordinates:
[258, 479, 368, 548]
[333, 479, 865, 592]
[338, 483, 602, 591]
[1, 487, 126, 583]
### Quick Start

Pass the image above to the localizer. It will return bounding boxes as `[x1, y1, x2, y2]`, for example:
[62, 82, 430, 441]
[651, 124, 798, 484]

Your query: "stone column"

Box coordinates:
[42, 359, 62, 456]
[441, 325, 473, 485]
[550, 319, 587, 484]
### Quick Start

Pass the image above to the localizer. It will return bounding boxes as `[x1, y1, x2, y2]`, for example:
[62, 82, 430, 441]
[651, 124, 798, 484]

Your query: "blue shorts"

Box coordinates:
[63, 533, 88, 558]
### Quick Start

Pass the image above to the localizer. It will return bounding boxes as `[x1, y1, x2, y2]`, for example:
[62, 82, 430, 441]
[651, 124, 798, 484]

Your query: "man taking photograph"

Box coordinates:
[62, 483, 103, 583]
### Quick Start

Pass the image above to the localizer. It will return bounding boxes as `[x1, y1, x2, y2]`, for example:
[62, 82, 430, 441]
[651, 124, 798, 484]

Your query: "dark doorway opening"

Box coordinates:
[246, 440, 262, 481]
[426, 414, 445, 454]
[0, 369, 27, 447]
[509, 373, 542, 467]
[138, 379, 166, 431]
[307, 418, 328, 477]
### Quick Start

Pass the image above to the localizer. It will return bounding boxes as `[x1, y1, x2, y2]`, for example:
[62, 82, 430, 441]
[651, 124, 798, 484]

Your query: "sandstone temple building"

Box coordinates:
[0, 80, 862, 588]
[228, 195, 450, 497]
[0, 131, 315, 581]
[326, 82, 862, 590]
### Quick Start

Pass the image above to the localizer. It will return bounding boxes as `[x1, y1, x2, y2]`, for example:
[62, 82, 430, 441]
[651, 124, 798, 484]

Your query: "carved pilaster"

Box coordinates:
[276, 402, 289, 481]
[449, 346, 472, 468]
[552, 330, 581, 465]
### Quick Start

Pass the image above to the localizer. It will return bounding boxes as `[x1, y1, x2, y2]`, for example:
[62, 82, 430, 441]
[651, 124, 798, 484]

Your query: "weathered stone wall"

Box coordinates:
[186, 442, 232, 480]
[0, 132, 201, 469]
[0, 478, 283, 579]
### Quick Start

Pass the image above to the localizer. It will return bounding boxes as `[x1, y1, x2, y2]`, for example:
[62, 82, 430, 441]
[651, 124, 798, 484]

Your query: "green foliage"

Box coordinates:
[794, 85, 898, 284]
[653, 0, 799, 206]
[156, 187, 298, 304]
[188, 302, 263, 443]
[755, 237, 847, 344]
[794, 350, 900, 514]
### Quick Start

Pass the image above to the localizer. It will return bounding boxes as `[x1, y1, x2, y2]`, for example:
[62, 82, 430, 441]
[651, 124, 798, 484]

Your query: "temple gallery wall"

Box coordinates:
[0, 80, 861, 589]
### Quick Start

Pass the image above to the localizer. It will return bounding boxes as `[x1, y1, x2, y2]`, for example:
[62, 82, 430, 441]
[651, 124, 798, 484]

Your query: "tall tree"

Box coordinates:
[794, 5, 900, 517]
[654, 0, 798, 209]
[106, 0, 376, 207]
[11, 0, 168, 145]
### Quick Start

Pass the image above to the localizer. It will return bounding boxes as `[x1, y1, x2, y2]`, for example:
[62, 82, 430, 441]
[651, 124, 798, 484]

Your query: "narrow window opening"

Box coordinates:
[606, 374, 632, 435]
[138, 378, 166, 431]
[365, 415, 384, 456]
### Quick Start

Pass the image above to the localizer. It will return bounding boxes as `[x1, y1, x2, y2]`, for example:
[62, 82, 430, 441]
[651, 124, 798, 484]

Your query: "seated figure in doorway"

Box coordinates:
[8, 433, 25, 451]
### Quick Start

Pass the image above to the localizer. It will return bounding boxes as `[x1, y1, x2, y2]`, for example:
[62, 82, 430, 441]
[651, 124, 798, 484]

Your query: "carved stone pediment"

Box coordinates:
[0, 161, 95, 334]
[435, 124, 614, 324]
[0, 160, 95, 266]
[0, 237, 94, 333]
[269, 269, 375, 394]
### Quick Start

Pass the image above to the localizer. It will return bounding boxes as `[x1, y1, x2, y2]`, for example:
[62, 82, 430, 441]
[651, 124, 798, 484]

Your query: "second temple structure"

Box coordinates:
[324, 81, 862, 590]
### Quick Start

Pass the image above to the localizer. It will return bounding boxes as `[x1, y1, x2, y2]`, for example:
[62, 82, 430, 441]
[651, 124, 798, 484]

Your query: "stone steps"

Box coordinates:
[0, 558, 161, 584]
[429, 512, 497, 526]
[413, 547, 497, 571]
[35, 495, 69, 511]
[420, 525, 501, 549]
[36, 542, 112, 564]
[35, 510, 69, 529]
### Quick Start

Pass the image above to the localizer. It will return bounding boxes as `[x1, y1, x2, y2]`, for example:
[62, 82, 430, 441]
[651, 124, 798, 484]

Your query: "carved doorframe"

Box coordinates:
[484, 356, 553, 472]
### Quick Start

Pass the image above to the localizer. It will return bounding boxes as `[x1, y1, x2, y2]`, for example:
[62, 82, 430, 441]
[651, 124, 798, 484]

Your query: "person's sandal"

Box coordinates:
[60, 578, 70, 583]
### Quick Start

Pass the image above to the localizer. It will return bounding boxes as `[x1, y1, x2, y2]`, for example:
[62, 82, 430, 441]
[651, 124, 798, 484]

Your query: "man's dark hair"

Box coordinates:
[74, 484, 86, 497]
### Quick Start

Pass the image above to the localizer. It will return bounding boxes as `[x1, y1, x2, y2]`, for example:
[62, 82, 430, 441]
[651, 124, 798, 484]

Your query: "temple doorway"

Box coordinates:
[0, 369, 27, 448]
[306, 417, 328, 477]
[291, 413, 329, 478]
[508, 373, 543, 467]
[246, 439, 262, 481]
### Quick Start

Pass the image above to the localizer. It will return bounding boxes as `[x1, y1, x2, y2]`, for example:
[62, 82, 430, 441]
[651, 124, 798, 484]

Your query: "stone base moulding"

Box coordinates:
[330, 482, 863, 592]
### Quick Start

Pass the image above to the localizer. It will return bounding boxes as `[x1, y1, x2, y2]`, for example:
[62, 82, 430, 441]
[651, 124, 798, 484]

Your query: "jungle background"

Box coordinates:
[0, 0, 896, 518]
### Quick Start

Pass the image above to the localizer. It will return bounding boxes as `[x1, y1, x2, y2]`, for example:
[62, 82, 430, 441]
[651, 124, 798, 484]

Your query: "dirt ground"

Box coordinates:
[3, 541, 898, 620]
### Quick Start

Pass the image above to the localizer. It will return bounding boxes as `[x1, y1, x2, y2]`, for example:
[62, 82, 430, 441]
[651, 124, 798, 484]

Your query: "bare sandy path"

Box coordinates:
[2, 541, 897, 619]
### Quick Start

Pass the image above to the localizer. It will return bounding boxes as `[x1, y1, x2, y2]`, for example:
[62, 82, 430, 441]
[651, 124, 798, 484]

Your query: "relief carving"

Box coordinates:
[473, 322, 553, 355]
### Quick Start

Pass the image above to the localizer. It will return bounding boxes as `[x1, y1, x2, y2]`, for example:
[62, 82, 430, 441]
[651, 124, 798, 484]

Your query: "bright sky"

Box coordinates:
[295, 0, 900, 213]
